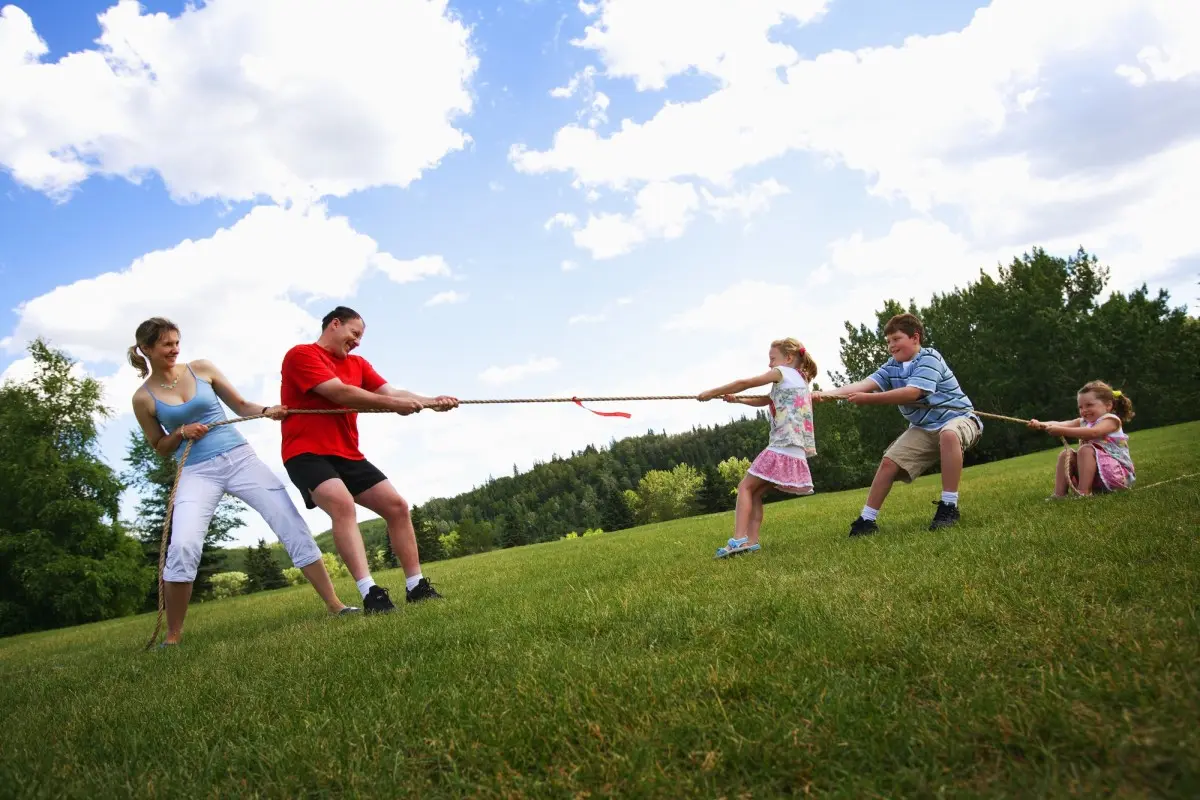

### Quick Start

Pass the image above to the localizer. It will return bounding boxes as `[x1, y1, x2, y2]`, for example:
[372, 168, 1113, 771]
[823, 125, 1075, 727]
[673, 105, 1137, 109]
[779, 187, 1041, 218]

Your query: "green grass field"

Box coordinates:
[3, 423, 1198, 798]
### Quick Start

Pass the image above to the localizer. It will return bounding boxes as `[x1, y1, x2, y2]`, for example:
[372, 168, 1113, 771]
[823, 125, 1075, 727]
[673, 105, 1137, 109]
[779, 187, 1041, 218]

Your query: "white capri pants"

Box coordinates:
[164, 444, 323, 583]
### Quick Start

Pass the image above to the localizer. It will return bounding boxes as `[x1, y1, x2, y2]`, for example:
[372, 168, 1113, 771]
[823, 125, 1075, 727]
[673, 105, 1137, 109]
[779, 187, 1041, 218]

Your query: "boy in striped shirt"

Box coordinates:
[815, 313, 982, 535]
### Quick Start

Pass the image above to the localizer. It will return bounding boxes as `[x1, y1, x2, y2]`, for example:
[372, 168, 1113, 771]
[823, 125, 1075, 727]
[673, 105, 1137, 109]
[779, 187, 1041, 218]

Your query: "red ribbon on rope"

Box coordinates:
[572, 397, 632, 418]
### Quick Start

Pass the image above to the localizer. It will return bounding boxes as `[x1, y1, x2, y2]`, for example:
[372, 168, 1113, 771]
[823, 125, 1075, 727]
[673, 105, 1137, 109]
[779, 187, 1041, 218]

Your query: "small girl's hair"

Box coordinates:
[128, 317, 180, 379]
[1079, 379, 1135, 423]
[772, 337, 818, 382]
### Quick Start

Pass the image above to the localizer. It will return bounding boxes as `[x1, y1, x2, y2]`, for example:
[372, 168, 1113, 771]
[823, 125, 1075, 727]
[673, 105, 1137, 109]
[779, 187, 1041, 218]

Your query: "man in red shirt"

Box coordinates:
[281, 306, 458, 613]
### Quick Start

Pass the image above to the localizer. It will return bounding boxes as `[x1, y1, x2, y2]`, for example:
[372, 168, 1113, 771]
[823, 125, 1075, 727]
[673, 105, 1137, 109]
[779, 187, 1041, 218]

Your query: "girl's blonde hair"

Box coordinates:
[127, 317, 180, 379]
[1079, 379, 1135, 423]
[771, 337, 818, 382]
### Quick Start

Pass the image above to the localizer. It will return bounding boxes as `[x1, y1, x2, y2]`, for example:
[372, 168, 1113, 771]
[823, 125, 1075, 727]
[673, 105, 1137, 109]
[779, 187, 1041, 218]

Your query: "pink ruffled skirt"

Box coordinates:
[1067, 445, 1133, 493]
[747, 448, 814, 495]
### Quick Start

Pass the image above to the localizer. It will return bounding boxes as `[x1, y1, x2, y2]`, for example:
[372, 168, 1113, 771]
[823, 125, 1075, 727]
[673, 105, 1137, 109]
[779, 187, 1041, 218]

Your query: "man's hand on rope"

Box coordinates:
[389, 397, 425, 416]
[264, 405, 288, 421]
[427, 395, 460, 412]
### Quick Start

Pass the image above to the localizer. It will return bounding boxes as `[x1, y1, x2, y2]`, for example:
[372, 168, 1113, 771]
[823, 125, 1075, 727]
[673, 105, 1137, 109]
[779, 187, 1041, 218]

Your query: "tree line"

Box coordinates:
[2, 247, 1197, 635]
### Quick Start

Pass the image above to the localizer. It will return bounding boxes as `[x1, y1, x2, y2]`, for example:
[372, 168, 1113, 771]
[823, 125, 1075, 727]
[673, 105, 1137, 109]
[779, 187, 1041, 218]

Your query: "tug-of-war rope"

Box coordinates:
[144, 395, 1197, 650]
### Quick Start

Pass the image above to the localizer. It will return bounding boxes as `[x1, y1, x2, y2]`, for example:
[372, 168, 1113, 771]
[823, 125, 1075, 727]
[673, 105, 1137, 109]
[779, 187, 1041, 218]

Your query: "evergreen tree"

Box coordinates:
[244, 539, 287, 592]
[599, 485, 635, 531]
[410, 505, 444, 563]
[698, 465, 732, 514]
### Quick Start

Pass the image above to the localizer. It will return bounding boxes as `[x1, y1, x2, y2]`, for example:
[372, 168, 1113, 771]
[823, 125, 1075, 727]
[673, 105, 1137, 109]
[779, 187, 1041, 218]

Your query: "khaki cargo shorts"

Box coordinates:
[884, 416, 982, 483]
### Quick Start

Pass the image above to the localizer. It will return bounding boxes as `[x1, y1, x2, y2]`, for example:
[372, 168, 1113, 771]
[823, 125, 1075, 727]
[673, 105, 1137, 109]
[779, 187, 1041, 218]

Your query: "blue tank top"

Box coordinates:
[145, 364, 247, 464]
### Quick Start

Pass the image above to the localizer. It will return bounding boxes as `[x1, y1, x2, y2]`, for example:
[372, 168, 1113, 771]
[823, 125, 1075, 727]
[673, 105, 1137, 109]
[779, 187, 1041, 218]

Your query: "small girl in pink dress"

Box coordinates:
[698, 337, 818, 558]
[1029, 380, 1136, 498]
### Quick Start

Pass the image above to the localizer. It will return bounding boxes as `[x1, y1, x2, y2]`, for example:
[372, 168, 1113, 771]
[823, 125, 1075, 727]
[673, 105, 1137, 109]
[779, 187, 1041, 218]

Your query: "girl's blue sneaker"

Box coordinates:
[714, 538, 761, 559]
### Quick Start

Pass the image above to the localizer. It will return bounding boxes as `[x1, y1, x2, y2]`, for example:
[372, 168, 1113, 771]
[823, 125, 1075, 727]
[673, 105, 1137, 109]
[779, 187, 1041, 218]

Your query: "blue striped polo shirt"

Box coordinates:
[868, 347, 981, 432]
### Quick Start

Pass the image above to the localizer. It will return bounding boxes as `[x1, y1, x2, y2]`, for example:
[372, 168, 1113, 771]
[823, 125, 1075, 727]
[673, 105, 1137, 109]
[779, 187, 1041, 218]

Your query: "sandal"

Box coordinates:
[714, 540, 761, 559]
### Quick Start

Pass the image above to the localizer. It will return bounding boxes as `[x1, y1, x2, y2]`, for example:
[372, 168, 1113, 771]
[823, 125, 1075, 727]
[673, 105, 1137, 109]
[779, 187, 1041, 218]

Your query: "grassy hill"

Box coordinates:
[2, 423, 1198, 797]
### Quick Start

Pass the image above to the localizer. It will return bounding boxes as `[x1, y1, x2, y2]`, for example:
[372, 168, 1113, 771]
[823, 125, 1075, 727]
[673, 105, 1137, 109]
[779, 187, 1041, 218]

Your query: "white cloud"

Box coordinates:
[373, 254, 452, 284]
[570, 0, 831, 90]
[1115, 1, 1200, 86]
[550, 65, 598, 98]
[425, 290, 467, 307]
[573, 180, 699, 259]
[702, 178, 789, 221]
[0, 0, 477, 203]
[544, 212, 579, 230]
[663, 281, 778, 333]
[561, 259, 580, 271]
[568, 312, 606, 324]
[4, 203, 448, 387]
[616, 296, 633, 305]
[478, 357, 561, 385]
[515, 1, 1199, 244]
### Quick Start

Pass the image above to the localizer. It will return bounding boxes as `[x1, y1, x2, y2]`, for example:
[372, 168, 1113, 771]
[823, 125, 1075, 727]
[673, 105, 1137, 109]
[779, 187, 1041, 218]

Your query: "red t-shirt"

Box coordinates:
[280, 343, 387, 462]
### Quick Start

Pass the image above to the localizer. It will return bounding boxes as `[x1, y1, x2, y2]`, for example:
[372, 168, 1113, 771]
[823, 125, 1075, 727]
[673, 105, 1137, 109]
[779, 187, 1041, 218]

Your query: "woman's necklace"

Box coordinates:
[159, 368, 181, 390]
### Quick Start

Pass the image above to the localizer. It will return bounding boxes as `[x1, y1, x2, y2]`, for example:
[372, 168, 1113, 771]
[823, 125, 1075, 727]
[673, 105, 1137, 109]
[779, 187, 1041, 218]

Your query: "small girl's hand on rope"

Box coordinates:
[180, 423, 209, 440]
[811, 391, 826, 403]
[1027, 419, 1050, 432]
[264, 405, 287, 421]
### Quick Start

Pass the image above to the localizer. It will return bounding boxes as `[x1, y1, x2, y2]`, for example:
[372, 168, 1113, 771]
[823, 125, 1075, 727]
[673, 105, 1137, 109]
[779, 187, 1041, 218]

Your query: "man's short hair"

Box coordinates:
[321, 306, 362, 330]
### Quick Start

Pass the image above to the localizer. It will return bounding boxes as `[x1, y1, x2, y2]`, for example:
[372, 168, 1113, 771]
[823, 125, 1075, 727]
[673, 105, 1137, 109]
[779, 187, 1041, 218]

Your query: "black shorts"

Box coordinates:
[284, 454, 388, 509]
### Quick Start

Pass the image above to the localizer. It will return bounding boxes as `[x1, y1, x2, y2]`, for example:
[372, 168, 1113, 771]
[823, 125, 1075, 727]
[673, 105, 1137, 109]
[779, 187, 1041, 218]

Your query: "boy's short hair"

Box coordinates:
[883, 313, 924, 343]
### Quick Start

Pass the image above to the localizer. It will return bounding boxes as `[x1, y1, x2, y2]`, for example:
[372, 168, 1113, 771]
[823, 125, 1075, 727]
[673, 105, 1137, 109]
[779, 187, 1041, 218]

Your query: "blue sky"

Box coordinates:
[2, 0, 1196, 548]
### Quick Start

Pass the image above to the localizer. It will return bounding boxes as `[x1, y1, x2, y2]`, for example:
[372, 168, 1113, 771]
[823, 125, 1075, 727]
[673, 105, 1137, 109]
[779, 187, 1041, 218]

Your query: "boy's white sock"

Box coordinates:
[941, 491, 959, 506]
[405, 573, 423, 592]
[861, 506, 879, 522]
[356, 576, 376, 598]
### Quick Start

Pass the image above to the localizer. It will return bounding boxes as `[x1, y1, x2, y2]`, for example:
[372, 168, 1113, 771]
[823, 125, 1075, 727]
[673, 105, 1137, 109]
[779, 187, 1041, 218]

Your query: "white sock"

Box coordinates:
[356, 576, 376, 598]
[941, 491, 959, 506]
[861, 506, 879, 522]
[405, 573, 423, 592]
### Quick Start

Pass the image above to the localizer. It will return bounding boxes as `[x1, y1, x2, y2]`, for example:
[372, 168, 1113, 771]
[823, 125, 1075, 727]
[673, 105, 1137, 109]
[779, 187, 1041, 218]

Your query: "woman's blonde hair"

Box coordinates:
[127, 317, 180, 379]
[771, 337, 817, 382]
[1079, 379, 1134, 423]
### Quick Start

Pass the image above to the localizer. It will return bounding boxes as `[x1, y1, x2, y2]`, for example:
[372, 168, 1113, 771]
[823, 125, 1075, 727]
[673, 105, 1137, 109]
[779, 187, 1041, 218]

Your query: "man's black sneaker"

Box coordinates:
[406, 578, 444, 604]
[848, 516, 879, 537]
[929, 500, 960, 531]
[363, 585, 396, 614]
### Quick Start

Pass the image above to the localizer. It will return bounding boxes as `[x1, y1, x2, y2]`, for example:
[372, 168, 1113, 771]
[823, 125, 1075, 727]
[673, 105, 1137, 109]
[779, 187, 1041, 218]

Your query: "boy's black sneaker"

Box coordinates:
[363, 585, 396, 614]
[406, 578, 444, 604]
[848, 516, 879, 537]
[929, 501, 960, 531]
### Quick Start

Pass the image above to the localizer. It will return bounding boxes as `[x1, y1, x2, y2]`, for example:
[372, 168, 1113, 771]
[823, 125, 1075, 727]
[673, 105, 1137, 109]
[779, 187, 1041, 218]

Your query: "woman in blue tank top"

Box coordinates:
[130, 317, 359, 646]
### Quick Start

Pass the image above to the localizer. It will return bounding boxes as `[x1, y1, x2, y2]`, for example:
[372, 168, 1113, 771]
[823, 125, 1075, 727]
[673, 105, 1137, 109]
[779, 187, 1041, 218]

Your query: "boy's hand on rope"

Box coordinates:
[180, 422, 209, 439]
[845, 392, 872, 406]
